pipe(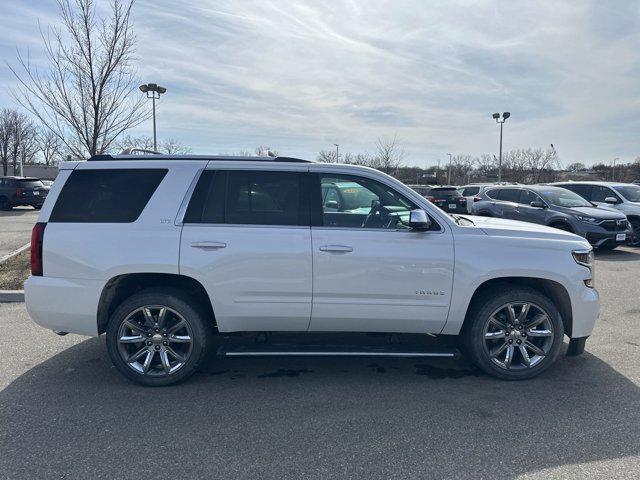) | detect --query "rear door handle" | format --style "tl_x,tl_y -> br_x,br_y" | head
191,241 -> 227,250
319,245 -> 353,253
